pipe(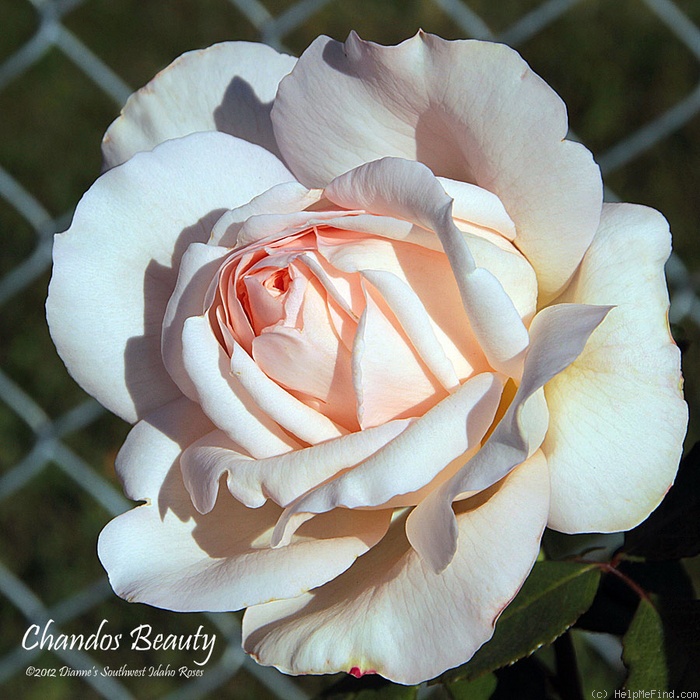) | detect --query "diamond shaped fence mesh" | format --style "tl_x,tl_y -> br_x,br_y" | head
1,0 -> 699,697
